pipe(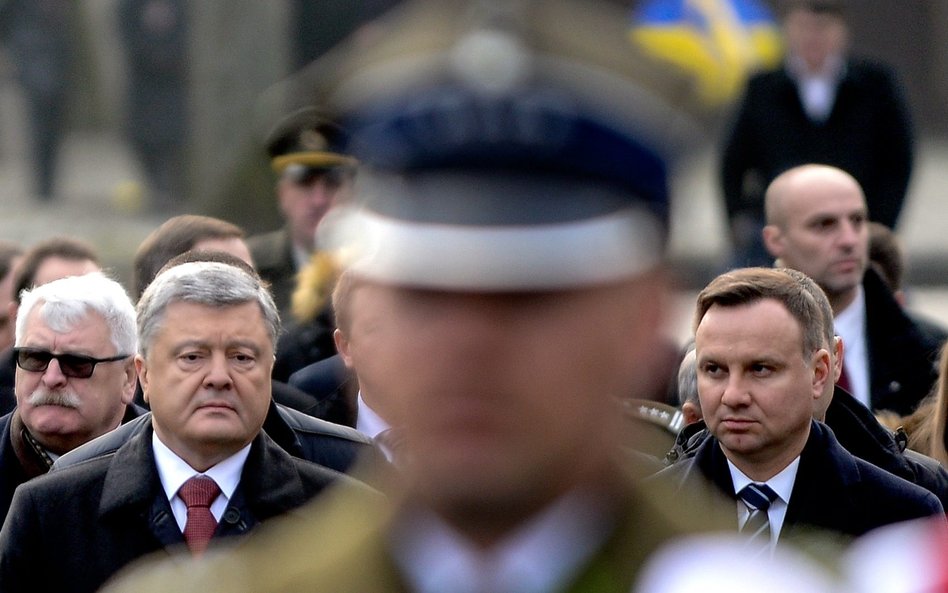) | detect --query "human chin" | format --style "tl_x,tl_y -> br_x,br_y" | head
23,403 -> 84,435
